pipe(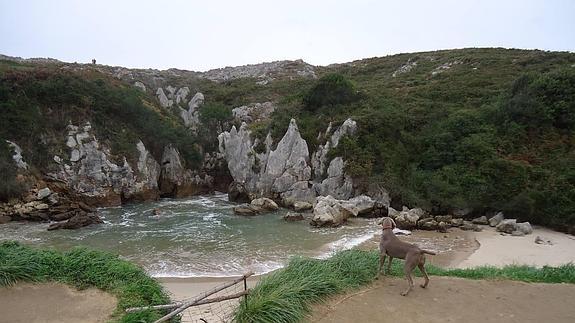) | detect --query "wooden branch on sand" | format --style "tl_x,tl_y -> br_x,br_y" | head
125,290 -> 249,313
152,271 -> 254,323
